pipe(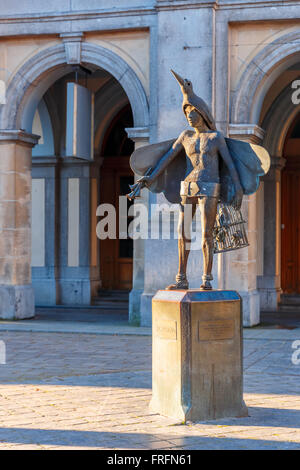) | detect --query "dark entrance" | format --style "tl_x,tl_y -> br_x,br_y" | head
99,106 -> 134,290
281,115 -> 300,293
